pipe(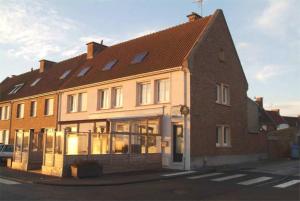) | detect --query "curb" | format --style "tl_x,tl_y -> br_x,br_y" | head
0,176 -> 33,184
